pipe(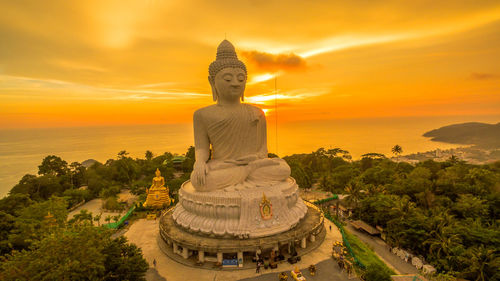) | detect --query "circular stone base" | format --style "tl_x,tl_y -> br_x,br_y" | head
159,202 -> 325,269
